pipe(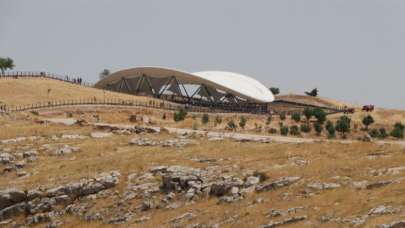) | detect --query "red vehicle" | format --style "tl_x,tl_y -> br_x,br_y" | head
362,105 -> 375,112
